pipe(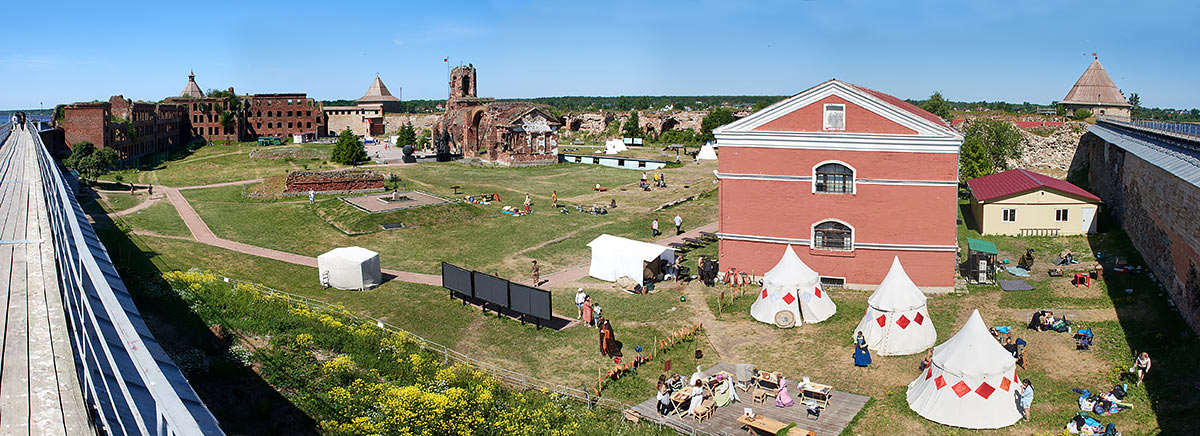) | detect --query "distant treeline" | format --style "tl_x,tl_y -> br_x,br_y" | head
323,99 -> 445,113
320,95 -> 788,113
